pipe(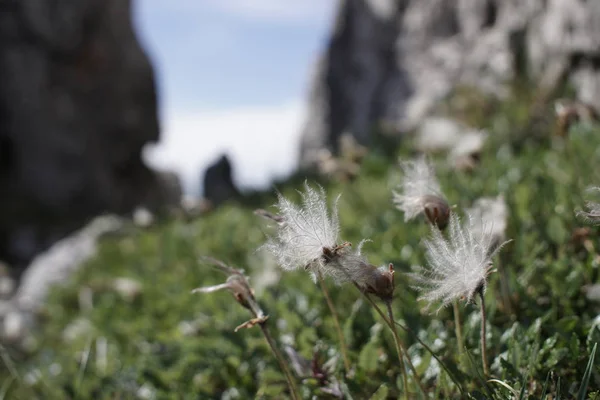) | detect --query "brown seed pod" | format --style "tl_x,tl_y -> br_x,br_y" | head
364,263 -> 395,302
422,195 -> 451,230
